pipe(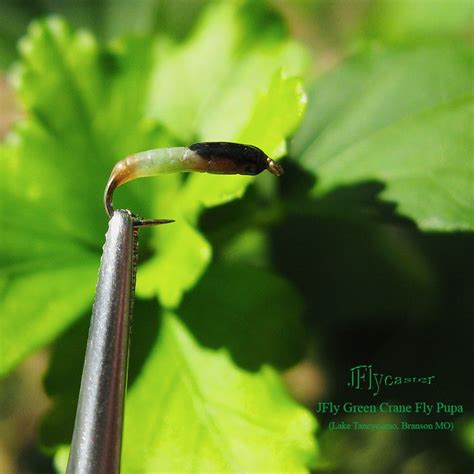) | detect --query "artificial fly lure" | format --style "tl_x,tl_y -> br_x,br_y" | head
104,142 -> 283,223
67,142 -> 283,474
